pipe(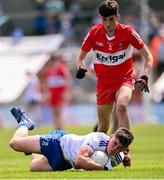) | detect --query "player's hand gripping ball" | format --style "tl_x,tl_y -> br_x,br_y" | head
91,150 -> 112,170
91,151 -> 124,170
